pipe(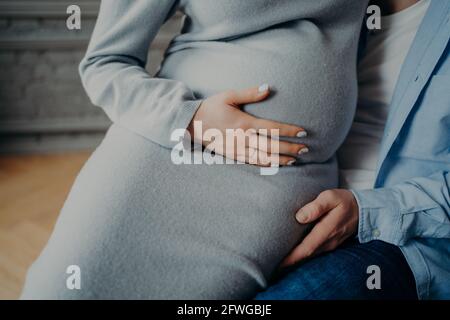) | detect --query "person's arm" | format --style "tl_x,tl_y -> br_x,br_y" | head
79,0 -> 202,148
354,171 -> 450,246
79,0 -> 309,162
282,171 -> 450,266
